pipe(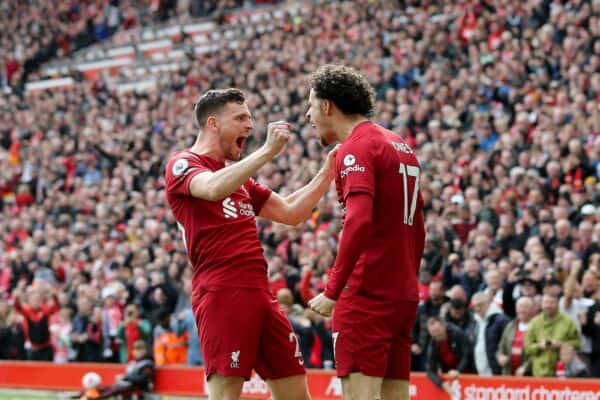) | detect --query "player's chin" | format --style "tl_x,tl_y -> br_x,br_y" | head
319,133 -> 332,147
228,147 -> 243,161
228,151 -> 242,161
